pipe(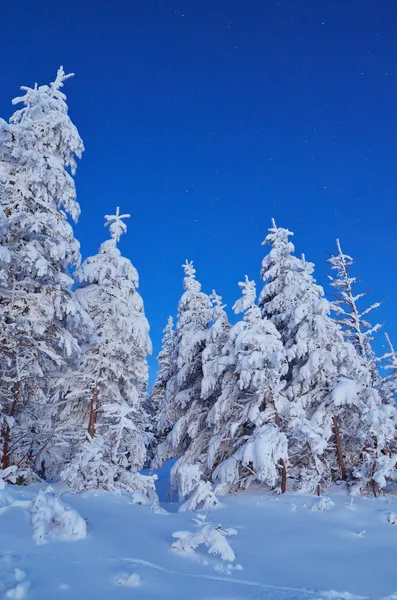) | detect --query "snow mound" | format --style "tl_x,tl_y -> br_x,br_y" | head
172,513 -> 238,564
388,512 -> 397,525
316,591 -> 368,600
5,580 -> 30,600
0,566 -> 30,600
0,480 -> 32,515
115,572 -> 141,587
312,497 -> 335,512
31,486 -> 87,545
